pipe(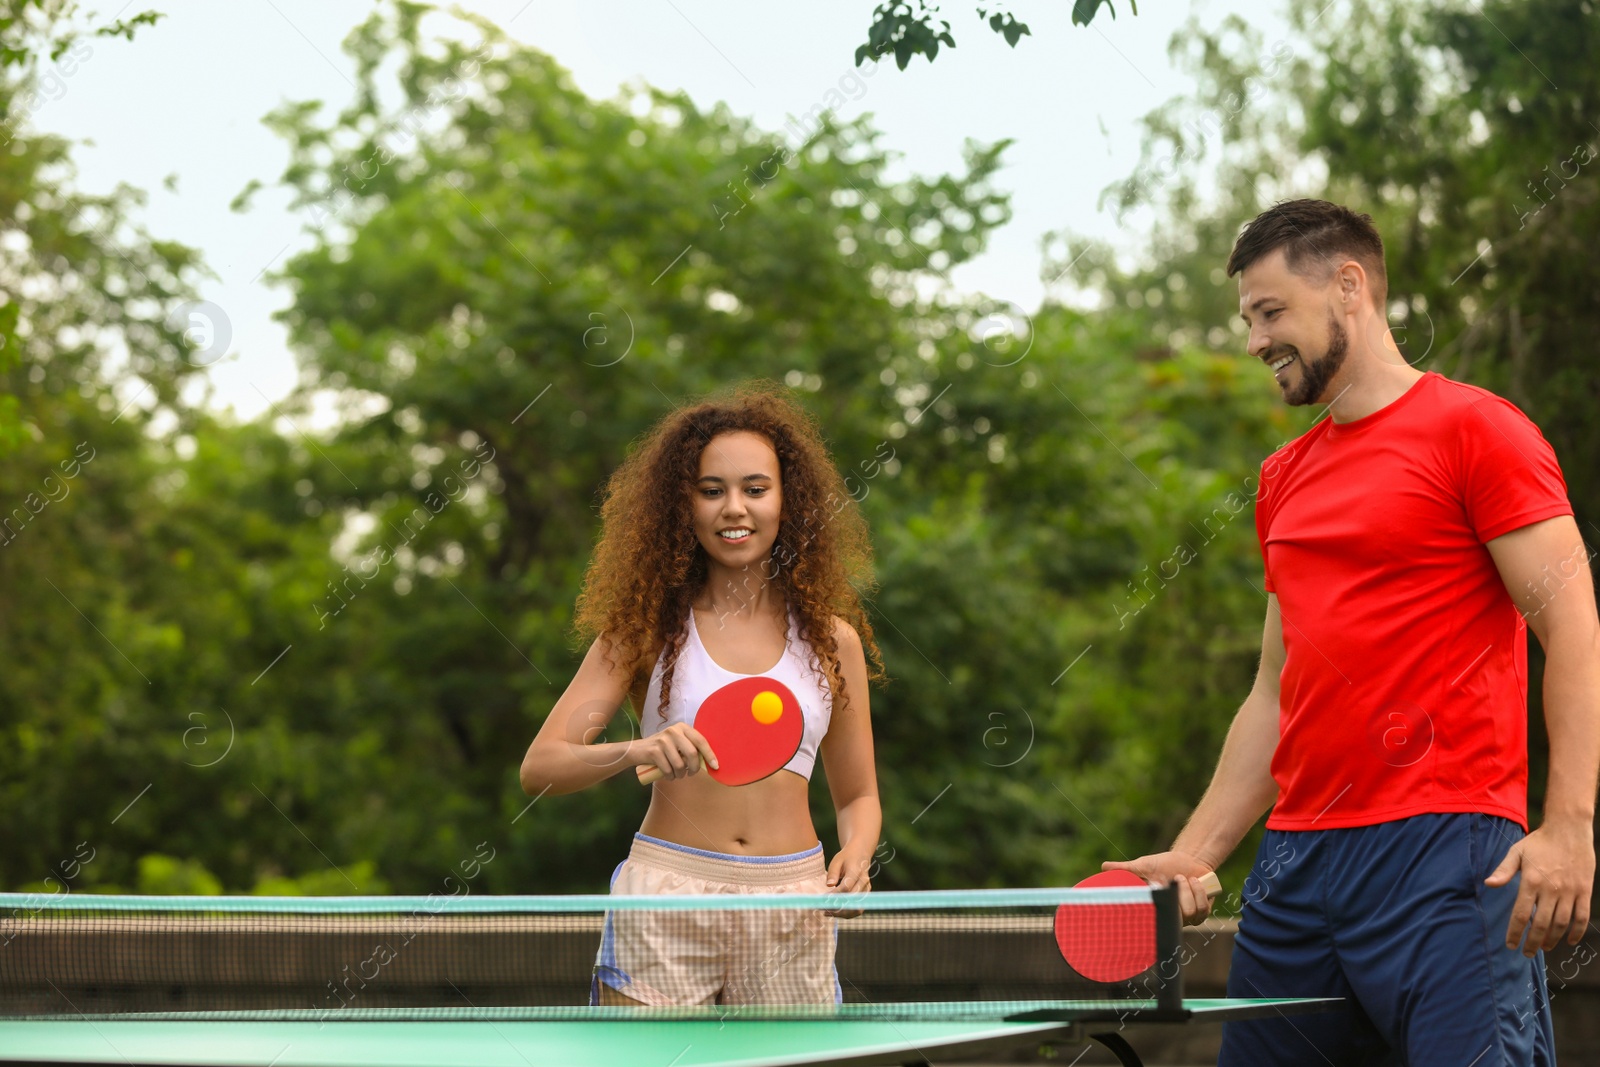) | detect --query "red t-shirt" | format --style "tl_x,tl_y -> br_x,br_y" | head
1255,371 -> 1572,831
